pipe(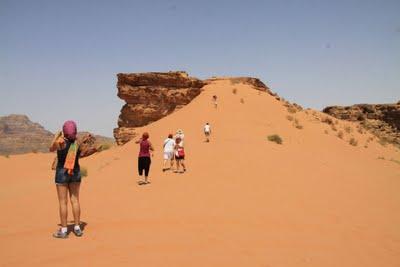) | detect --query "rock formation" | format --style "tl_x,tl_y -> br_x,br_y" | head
323,102 -> 400,145
114,71 -> 205,145
77,133 -> 114,158
0,114 -> 53,155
